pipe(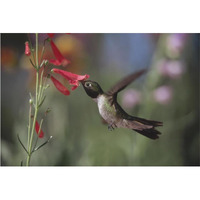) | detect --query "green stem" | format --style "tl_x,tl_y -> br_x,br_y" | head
26,33 -> 39,166
39,40 -> 46,66
27,104 -> 32,150
39,76 -> 48,105
38,68 -> 44,103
